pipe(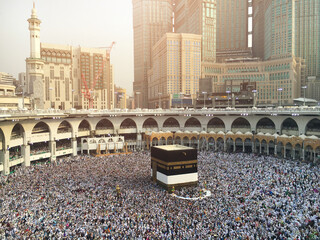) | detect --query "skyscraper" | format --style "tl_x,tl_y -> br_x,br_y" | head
174,0 -> 217,63
253,0 -> 319,92
295,0 -> 320,81
132,0 -> 173,108
216,0 -> 251,62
